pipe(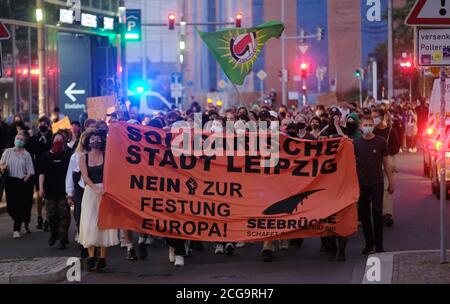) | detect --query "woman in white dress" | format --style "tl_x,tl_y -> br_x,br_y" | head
78,130 -> 118,271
